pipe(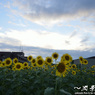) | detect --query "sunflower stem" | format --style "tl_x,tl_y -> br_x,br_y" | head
55,78 -> 58,95
55,59 -> 57,64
